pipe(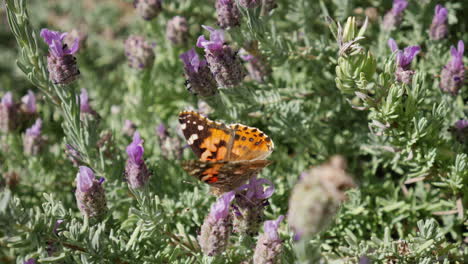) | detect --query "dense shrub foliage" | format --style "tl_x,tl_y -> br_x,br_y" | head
0,0 -> 466,263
